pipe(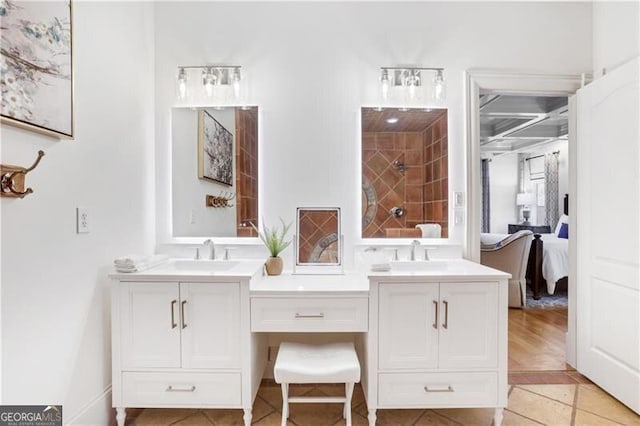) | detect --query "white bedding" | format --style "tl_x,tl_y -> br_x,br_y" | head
480,232 -> 568,295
